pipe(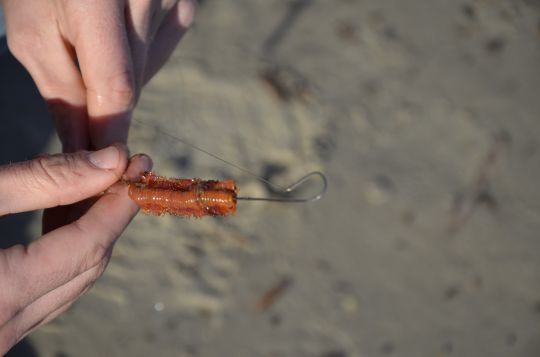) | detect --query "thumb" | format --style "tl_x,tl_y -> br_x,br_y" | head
0,144 -> 128,216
